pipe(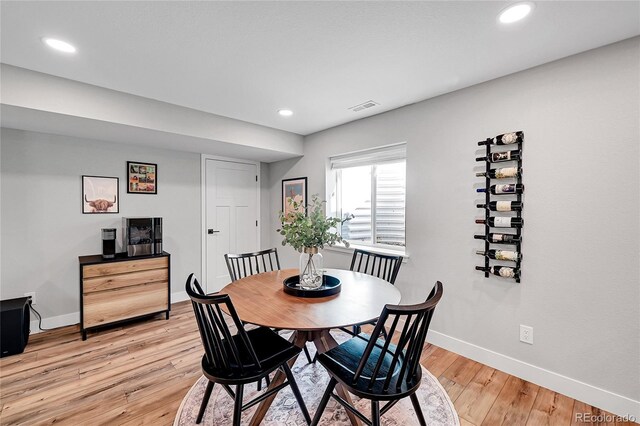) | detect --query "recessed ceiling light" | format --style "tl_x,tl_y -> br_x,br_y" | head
498,2 -> 534,24
278,109 -> 293,117
42,37 -> 77,53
